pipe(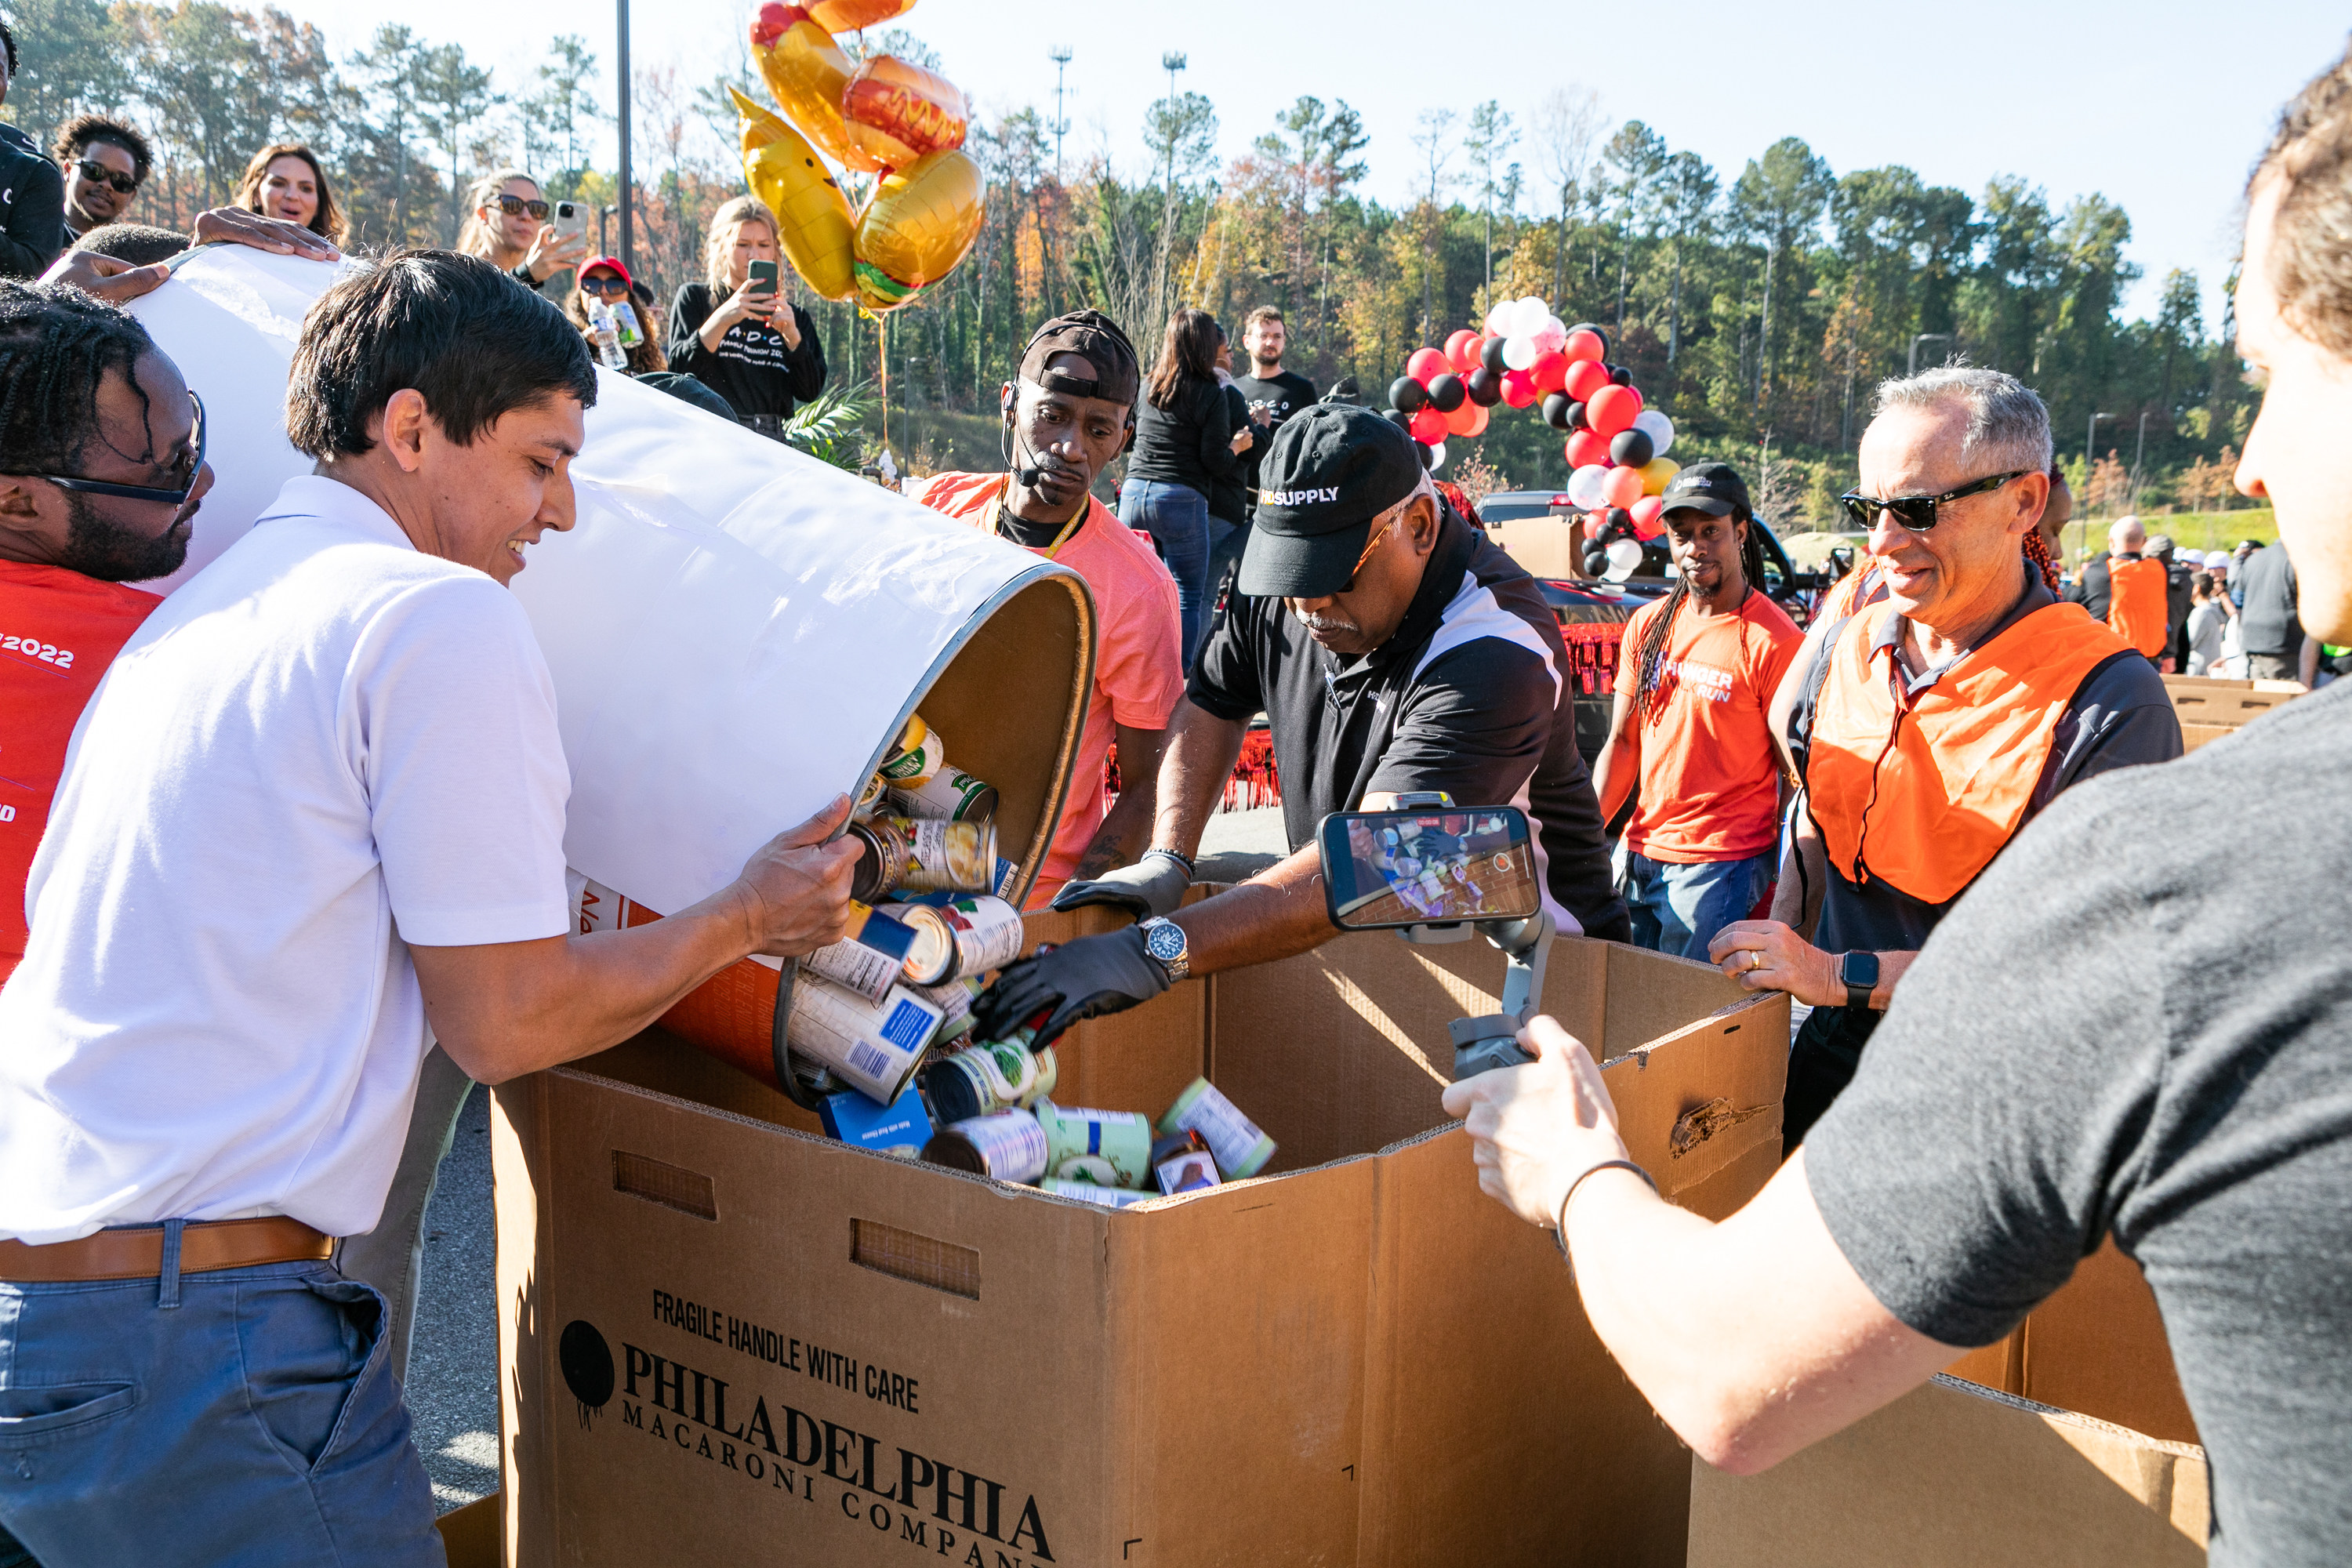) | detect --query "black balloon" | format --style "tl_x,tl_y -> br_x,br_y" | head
1568,321 -> 1610,361
1465,367 -> 1504,407
1479,335 -> 1510,375
1609,365 -> 1635,387
1541,391 -> 1572,430
1417,439 -> 1436,470
1610,429 -> 1654,468
1605,506 -> 1634,540
1566,399 -> 1588,431
1383,407 -> 1412,430
1583,545 -> 1610,576
1427,372 -> 1466,413
1389,376 -> 1428,414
